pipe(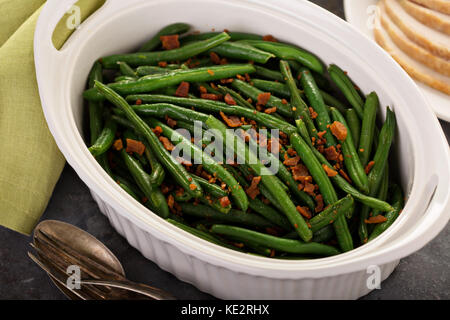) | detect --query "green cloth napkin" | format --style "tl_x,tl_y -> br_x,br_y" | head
0,0 -> 104,235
